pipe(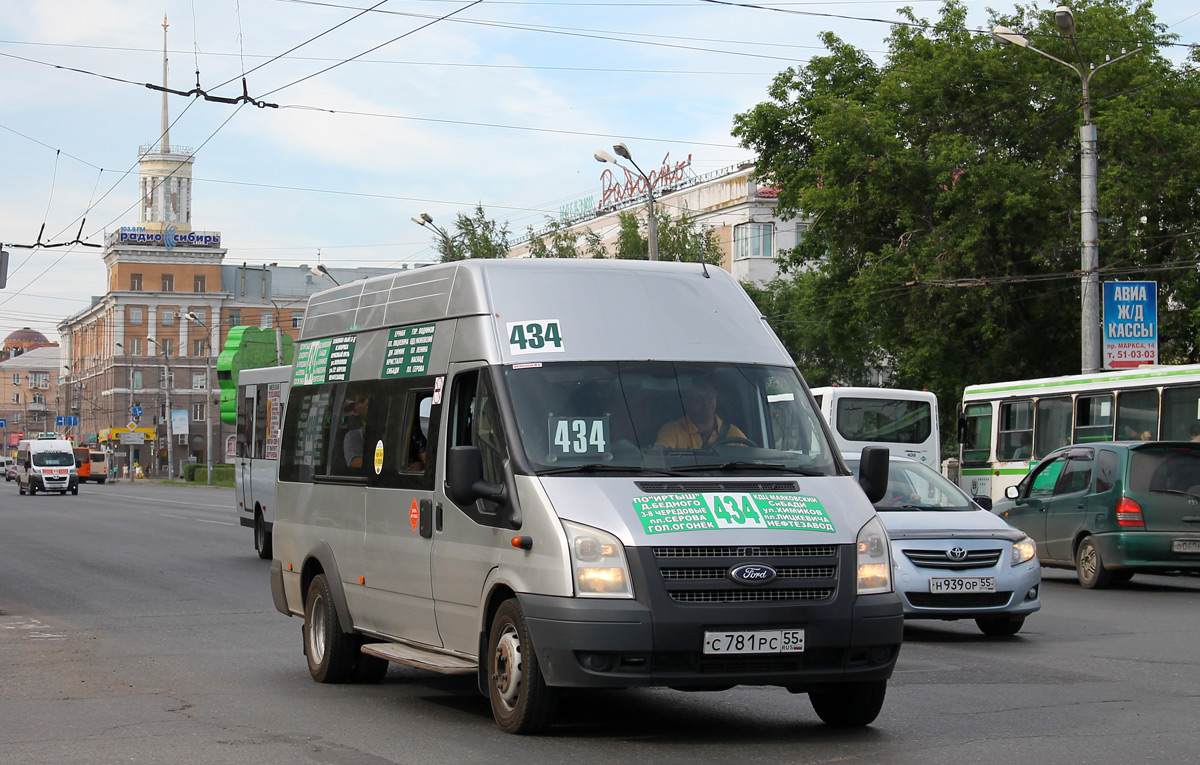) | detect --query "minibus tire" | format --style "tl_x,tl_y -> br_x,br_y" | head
487,599 -> 556,734
809,680 -> 887,727
304,574 -> 356,683
350,648 -> 389,684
